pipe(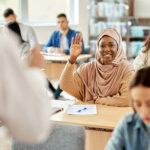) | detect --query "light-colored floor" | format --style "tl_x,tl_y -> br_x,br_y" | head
0,79 -> 76,150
